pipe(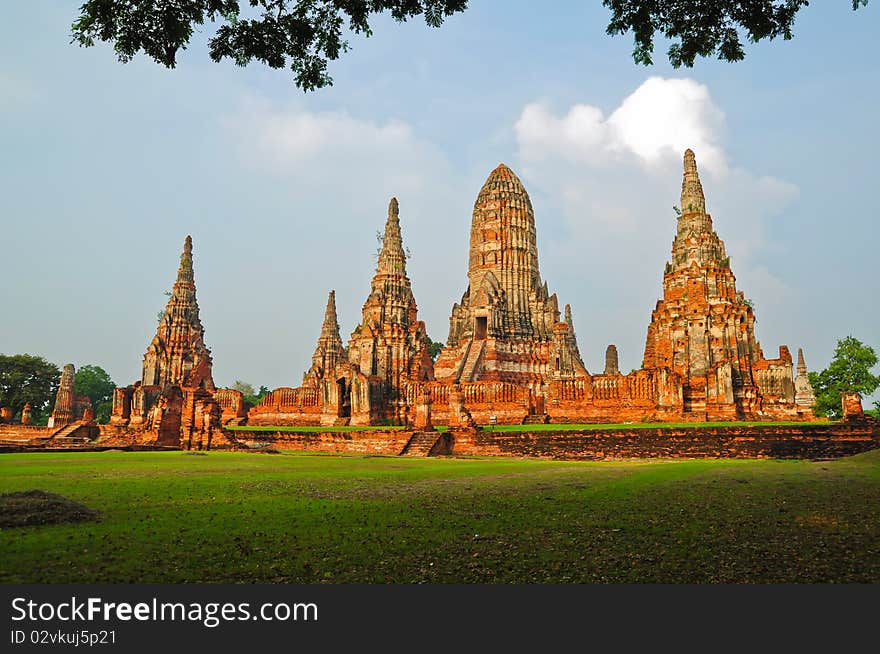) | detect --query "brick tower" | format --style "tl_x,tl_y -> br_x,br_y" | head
345,198 -> 434,422
642,150 -> 799,419
435,163 -> 586,385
